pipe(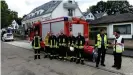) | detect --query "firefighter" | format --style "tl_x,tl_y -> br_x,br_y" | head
32,31 -> 42,60
55,33 -> 60,59
95,29 -> 109,67
44,32 -> 50,58
58,30 -> 68,61
68,32 -> 76,62
75,32 -> 85,64
112,31 -> 124,70
48,32 -> 56,60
